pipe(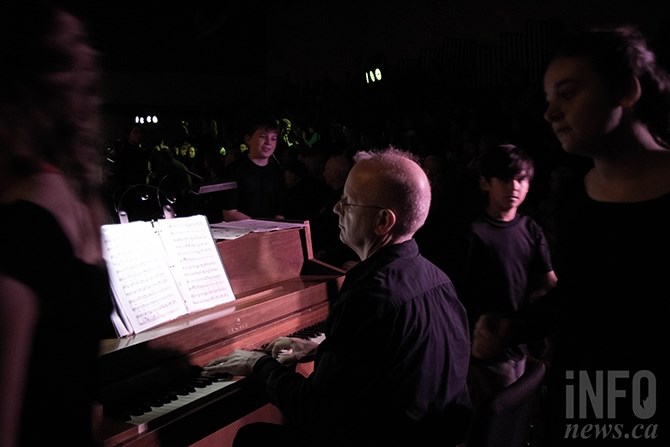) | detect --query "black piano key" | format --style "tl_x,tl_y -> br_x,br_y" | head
206,372 -> 233,381
127,404 -> 151,416
148,397 -> 166,407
